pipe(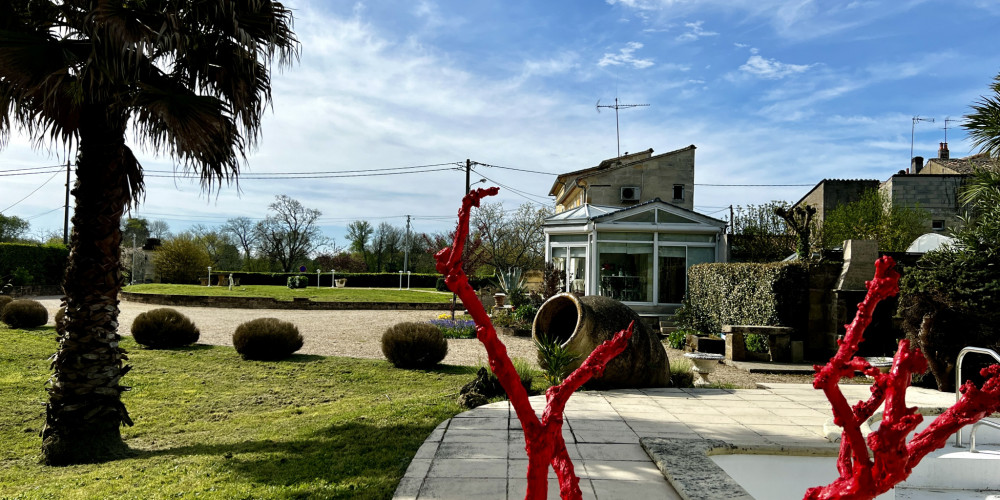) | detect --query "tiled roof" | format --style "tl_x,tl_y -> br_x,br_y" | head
926,153 -> 995,174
